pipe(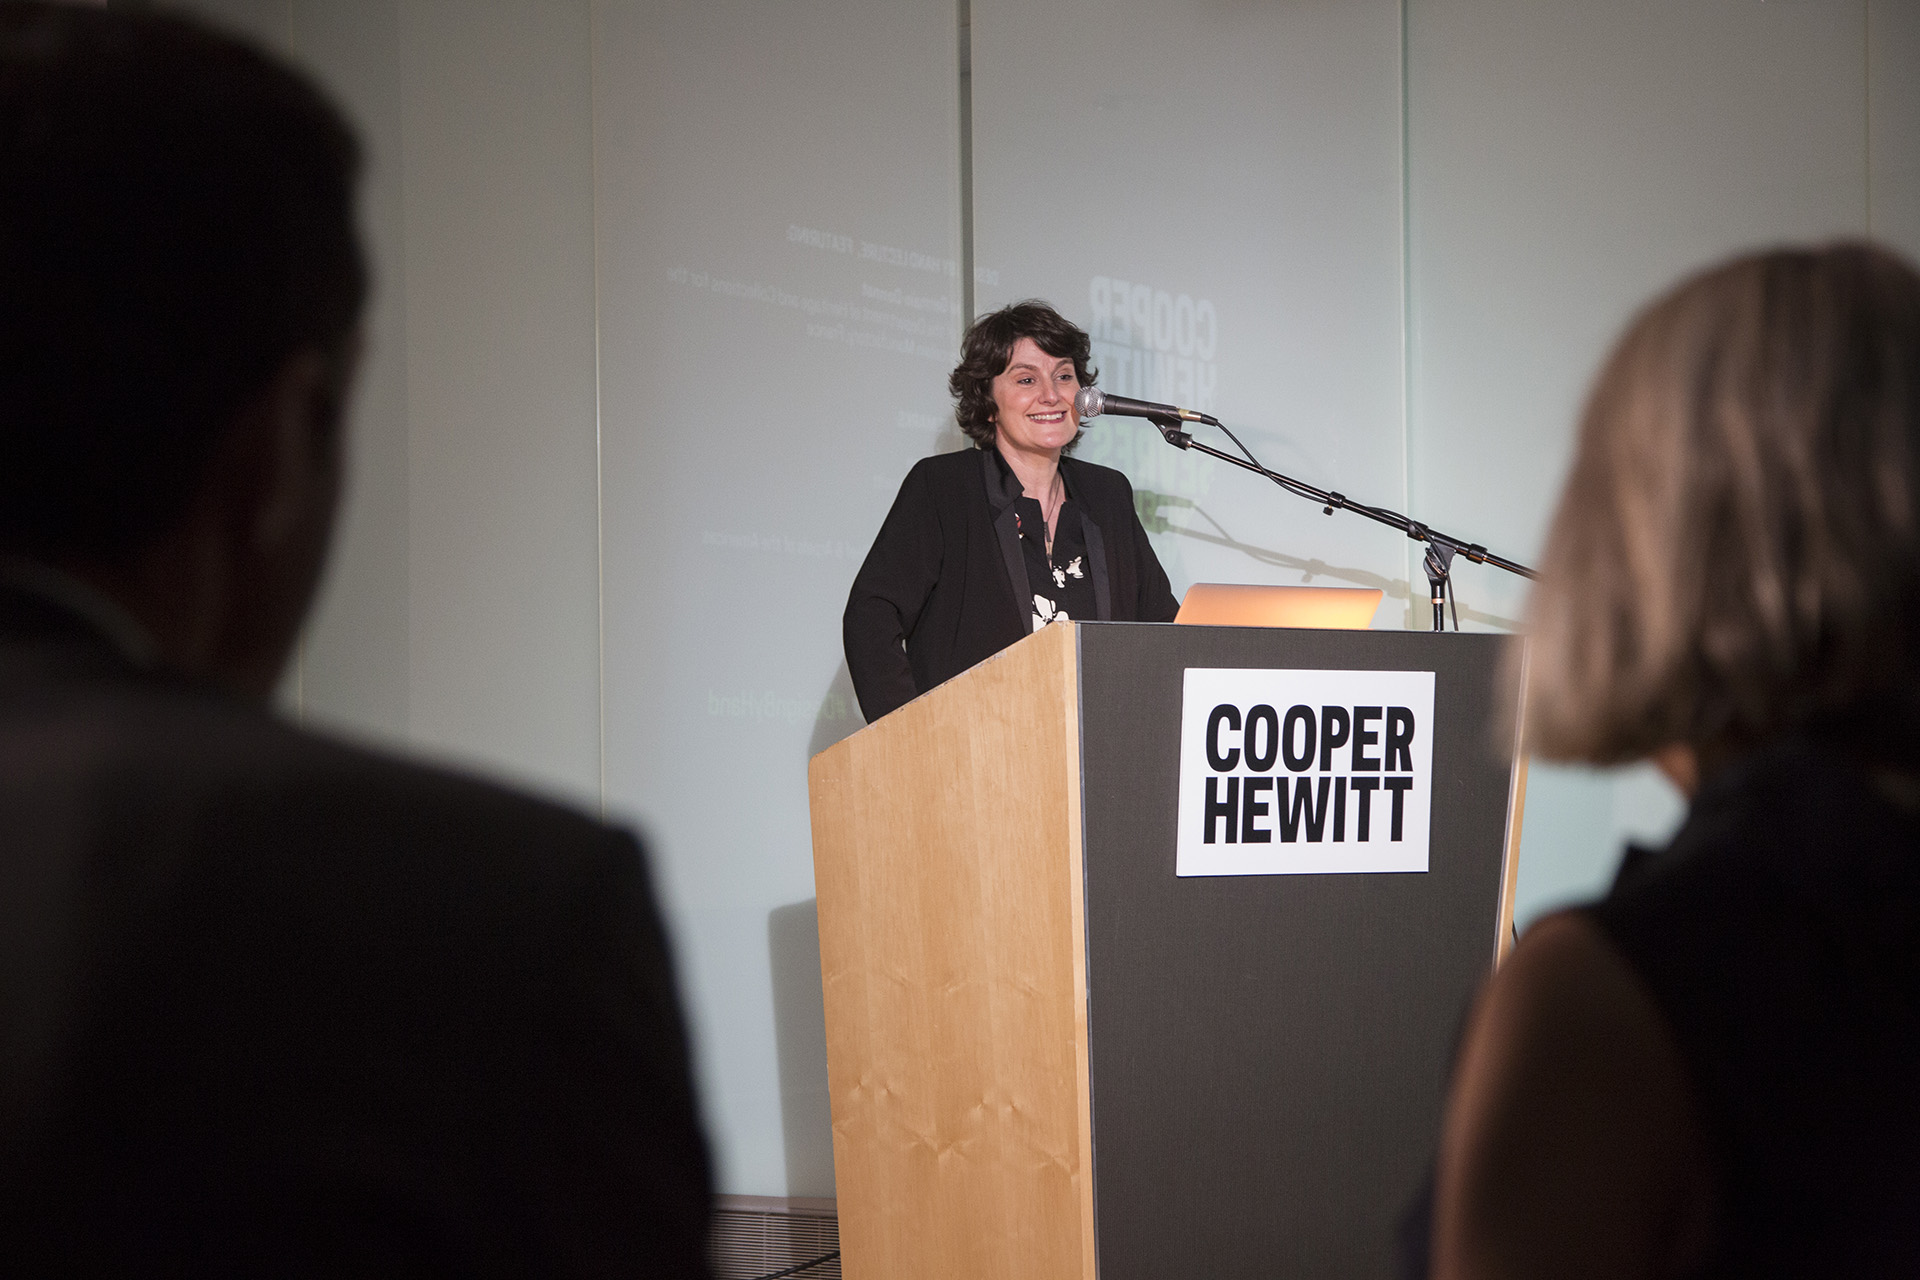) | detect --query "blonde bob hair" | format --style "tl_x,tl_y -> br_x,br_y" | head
1523,242 -> 1920,766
